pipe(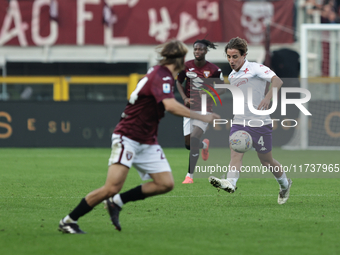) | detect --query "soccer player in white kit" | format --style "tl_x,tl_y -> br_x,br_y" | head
58,40 -> 220,234
209,37 -> 292,204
